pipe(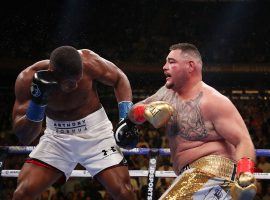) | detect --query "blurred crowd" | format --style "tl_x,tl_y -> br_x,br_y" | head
1,1 -> 270,65
1,86 -> 270,199
1,1 -> 270,198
